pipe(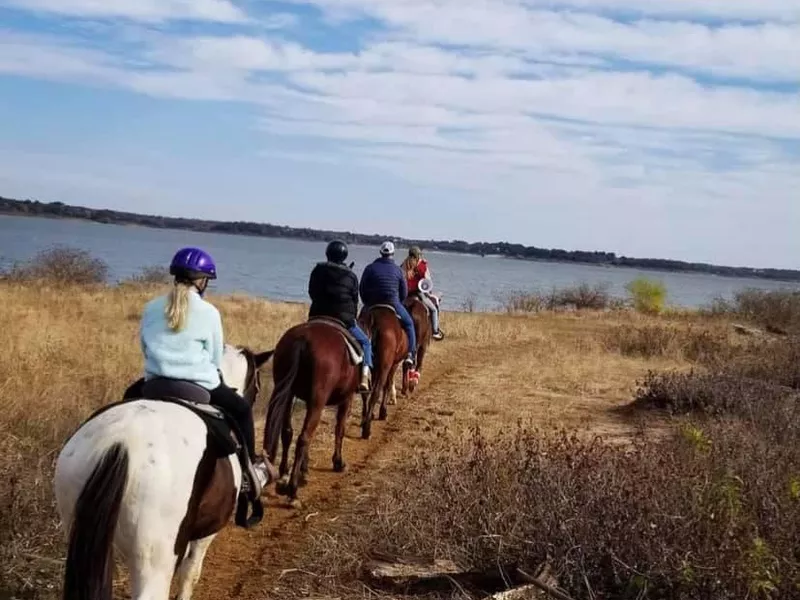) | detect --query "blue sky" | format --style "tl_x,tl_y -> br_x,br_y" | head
0,0 -> 799,268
